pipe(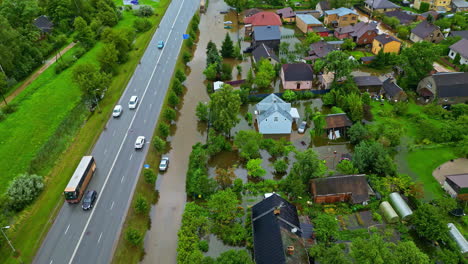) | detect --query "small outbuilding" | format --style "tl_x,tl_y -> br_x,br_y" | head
448,223 -> 468,254
389,192 -> 413,220
324,113 -> 352,139
379,201 -> 399,223
354,76 -> 383,94
444,174 -> 468,200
